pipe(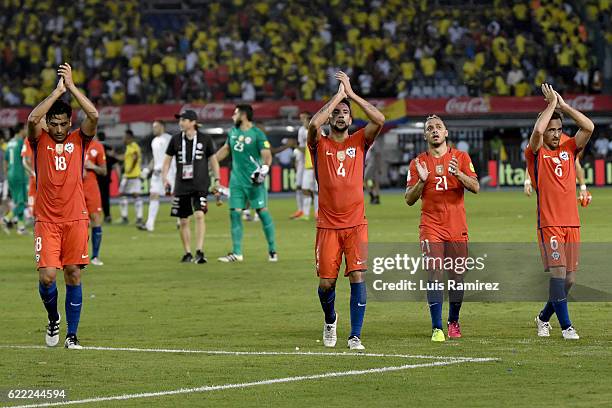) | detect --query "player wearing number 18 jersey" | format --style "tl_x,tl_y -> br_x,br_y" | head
27,63 -> 99,350
405,115 -> 479,342
526,84 -> 594,340
308,71 -> 385,351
